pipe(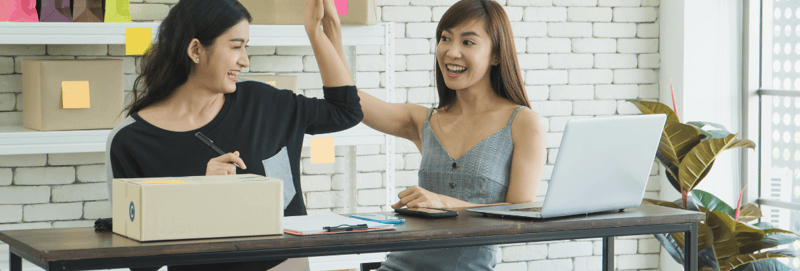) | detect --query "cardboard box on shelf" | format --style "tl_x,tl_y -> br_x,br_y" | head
239,74 -> 299,93
22,59 -> 124,131
112,174 -> 283,242
239,0 -> 377,25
